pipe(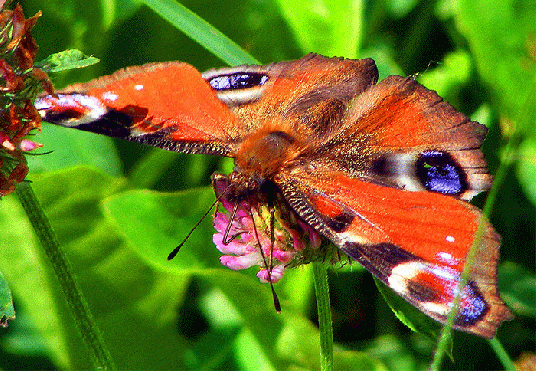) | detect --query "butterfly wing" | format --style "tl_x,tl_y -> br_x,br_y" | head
277,168 -> 512,338
297,75 -> 492,202
273,73 -> 512,338
35,62 -> 244,156
35,54 -> 379,157
35,54 -> 512,337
